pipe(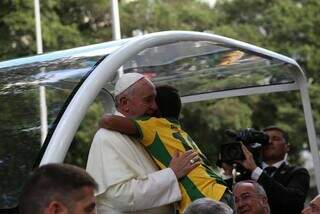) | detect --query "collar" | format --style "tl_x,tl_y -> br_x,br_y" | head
115,110 -> 125,117
166,117 -> 180,125
262,159 -> 286,169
